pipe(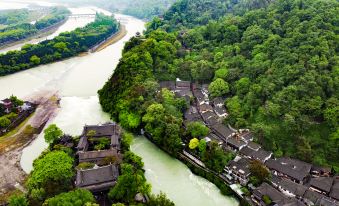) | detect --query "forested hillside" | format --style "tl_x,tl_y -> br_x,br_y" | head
99,0 -> 339,169
147,0 -> 274,32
